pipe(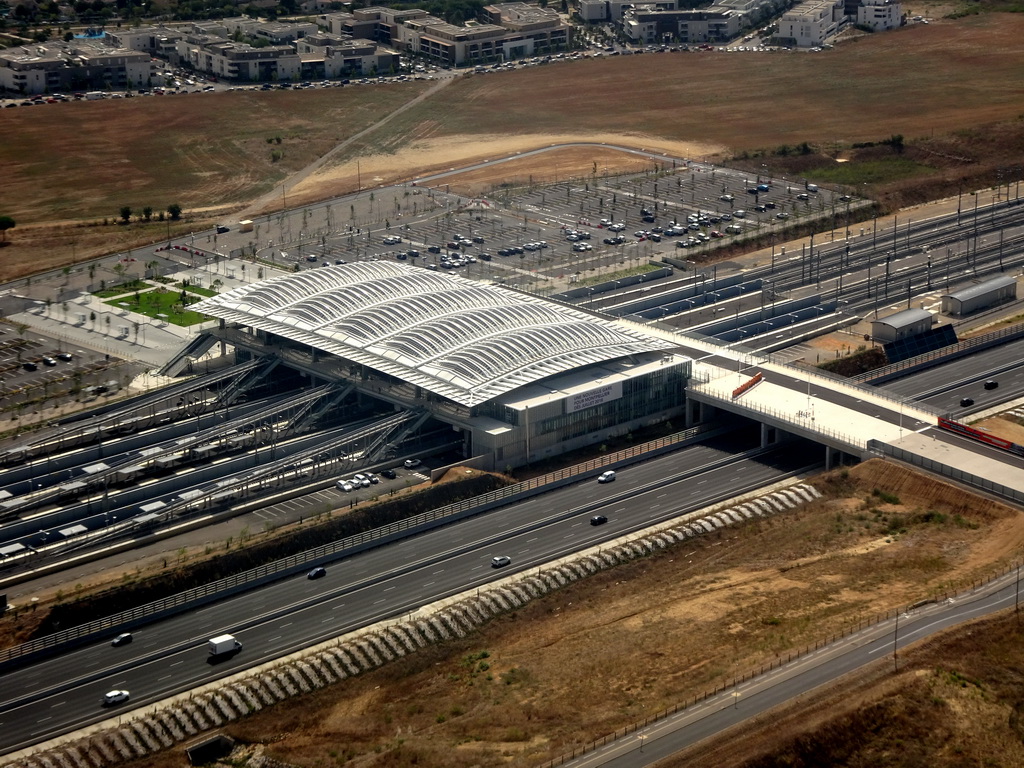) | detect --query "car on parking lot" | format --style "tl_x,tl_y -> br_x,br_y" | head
719,194 -> 734,202
757,183 -> 770,192
336,480 -> 355,492
427,245 -> 442,253
984,380 -> 998,390
42,356 -> 57,366
764,201 -> 777,209
22,361 -> 38,371
754,204 -> 767,212
720,213 -> 733,221
796,193 -> 810,201
776,212 -> 790,220
307,567 -> 327,580
103,690 -> 130,706
56,352 -> 73,362
472,235 -> 485,243
491,555 -> 512,568
380,468 -> 397,479
403,458 -> 422,468
111,632 -> 133,647
960,397 -> 974,407
598,470 -> 616,483
590,515 -> 608,526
